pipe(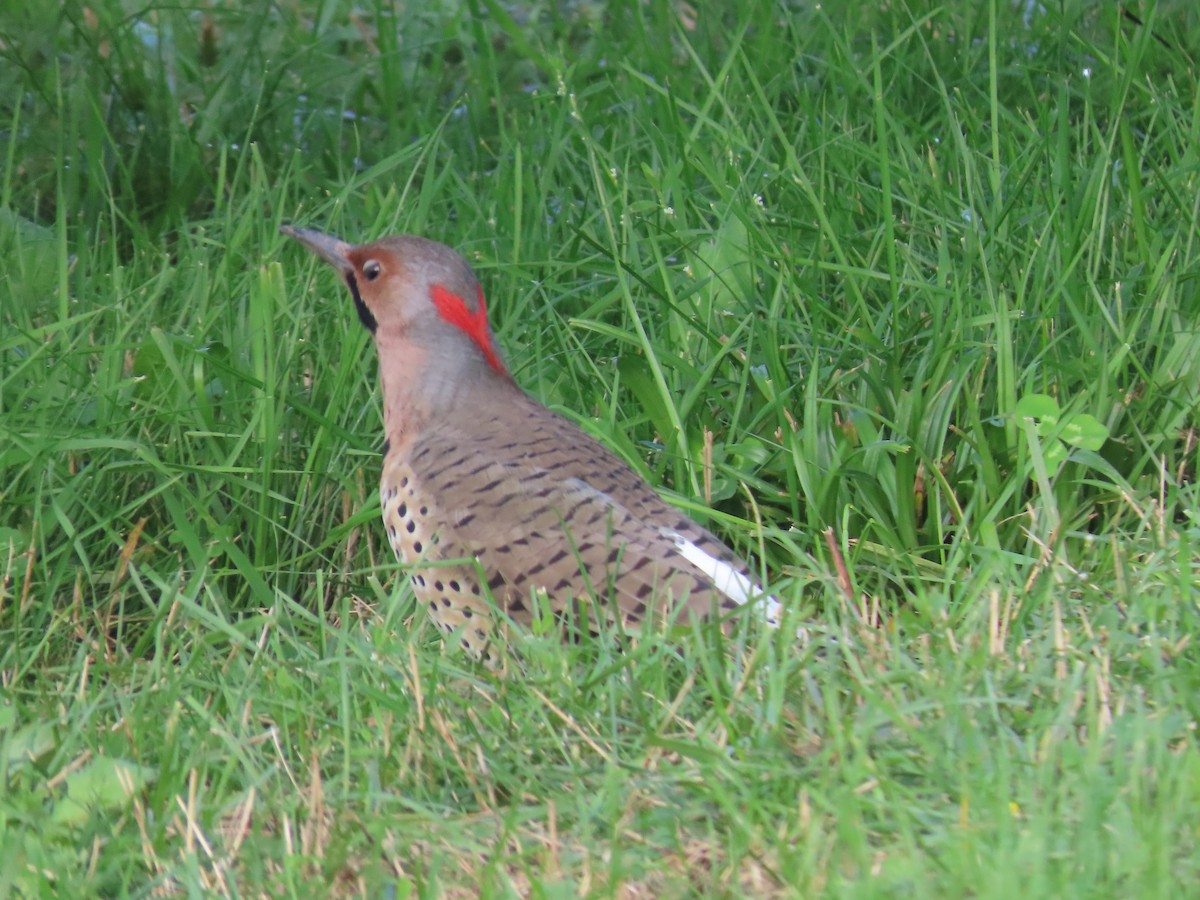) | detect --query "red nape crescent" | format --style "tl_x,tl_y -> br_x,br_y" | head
430,283 -> 507,375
